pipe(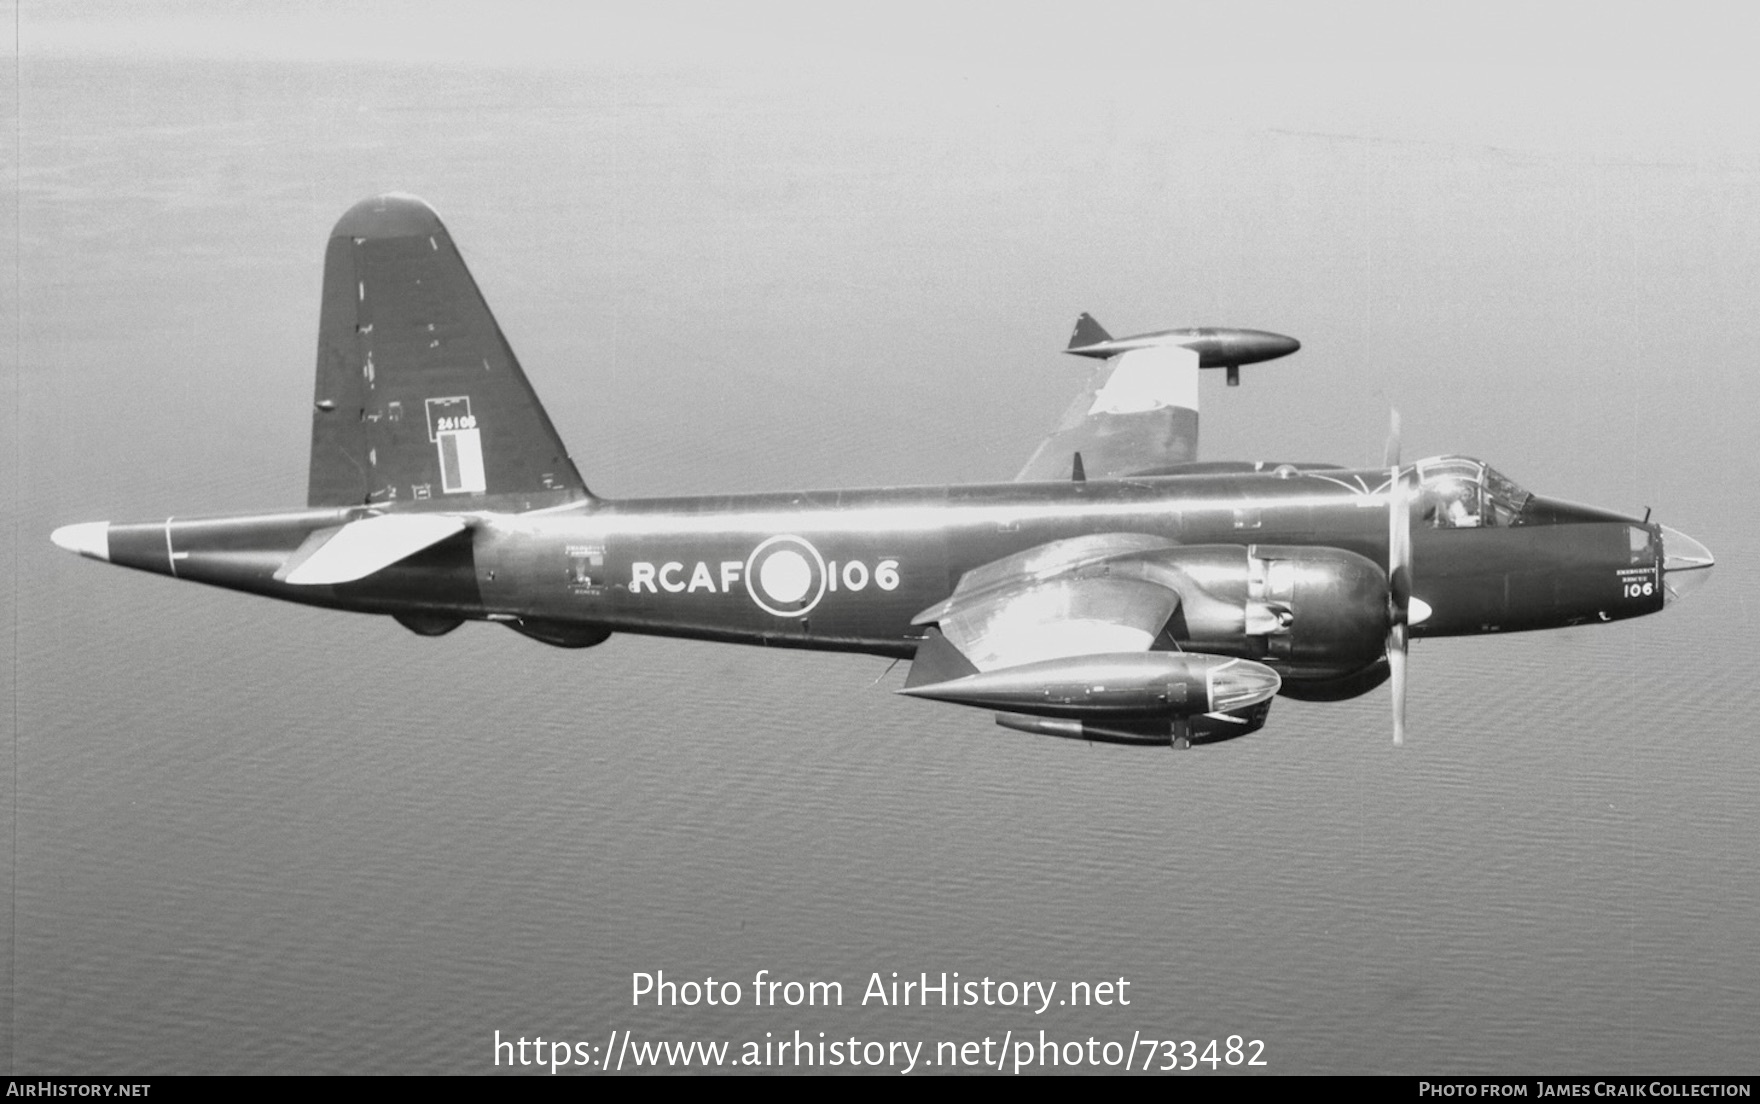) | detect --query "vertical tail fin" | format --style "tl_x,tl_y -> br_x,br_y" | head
308,194 -> 588,508
1066,311 -> 1113,352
